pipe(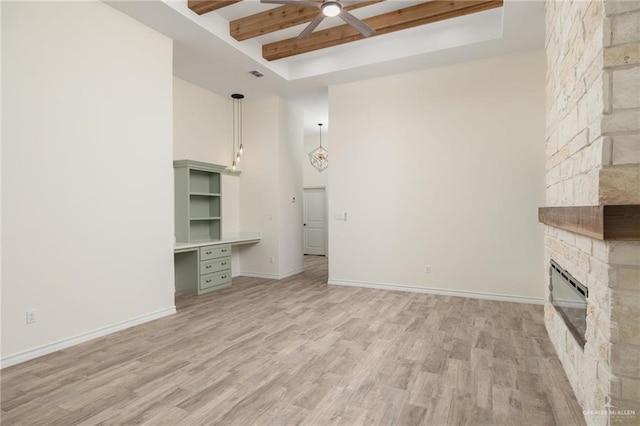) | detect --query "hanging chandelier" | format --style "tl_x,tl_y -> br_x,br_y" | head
231,93 -> 244,171
309,123 -> 328,172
